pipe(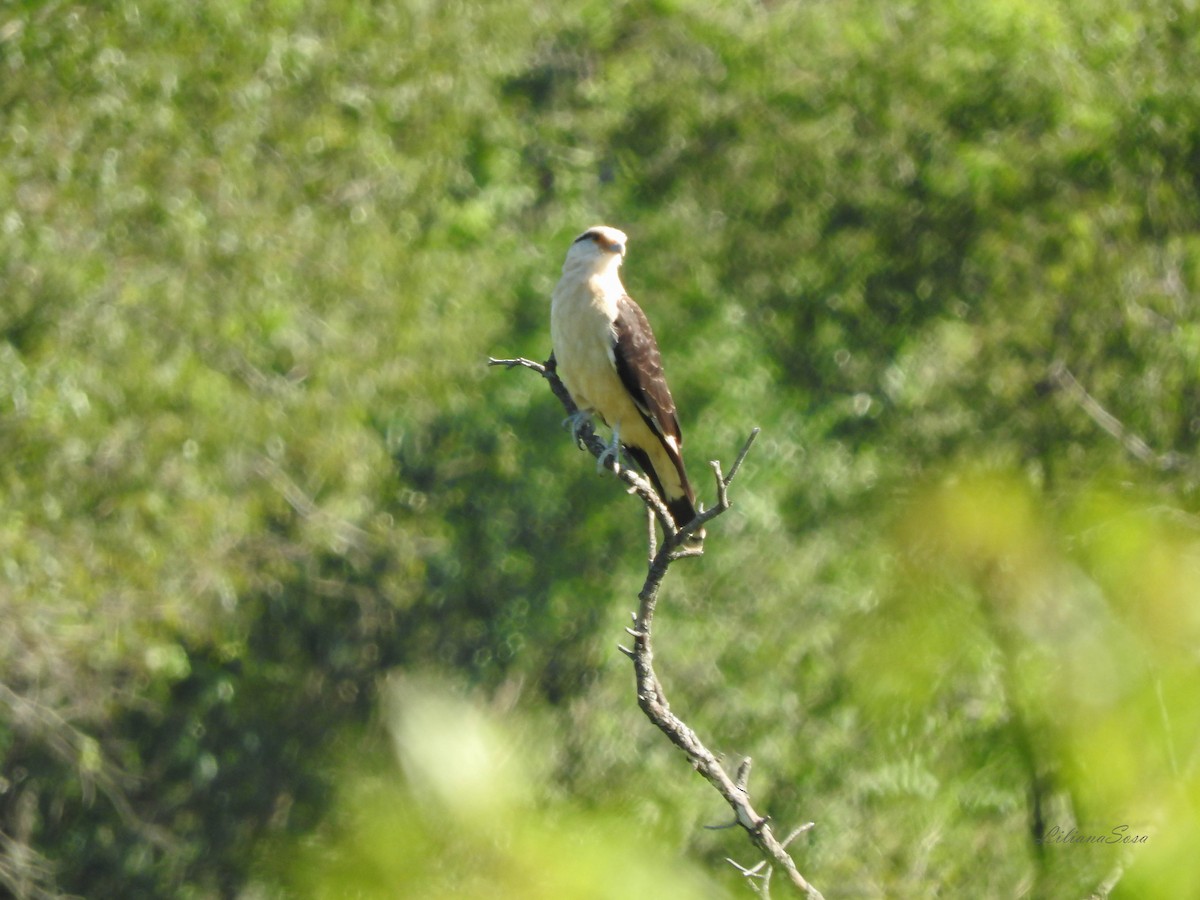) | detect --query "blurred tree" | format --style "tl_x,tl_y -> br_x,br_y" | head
1,0 -> 1198,896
